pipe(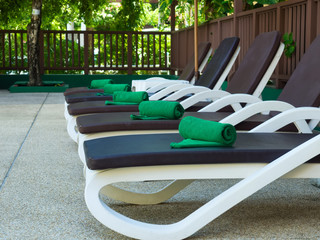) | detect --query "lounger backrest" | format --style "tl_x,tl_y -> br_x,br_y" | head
178,42 -> 212,81
194,37 -> 240,89
226,31 -> 282,94
277,34 -> 320,108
